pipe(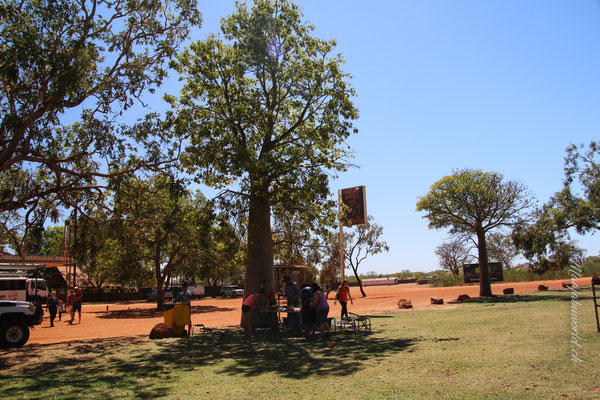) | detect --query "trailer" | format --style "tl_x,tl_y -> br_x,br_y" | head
362,277 -> 398,286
